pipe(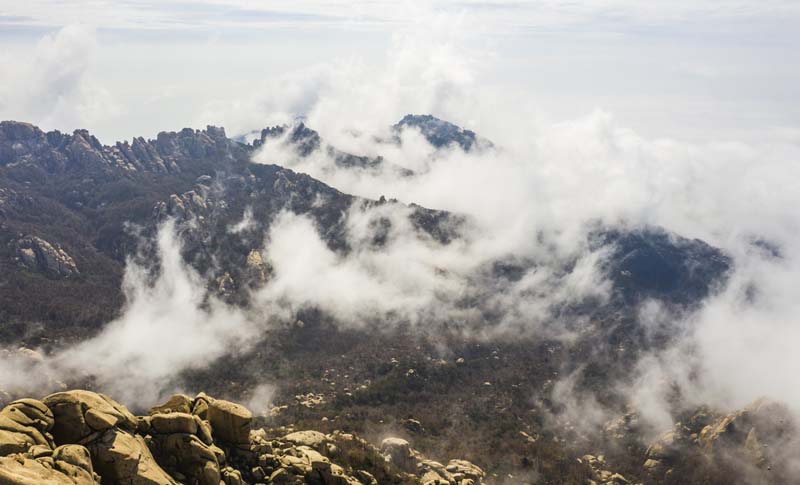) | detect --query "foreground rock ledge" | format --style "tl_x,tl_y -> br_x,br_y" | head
0,390 -> 485,485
